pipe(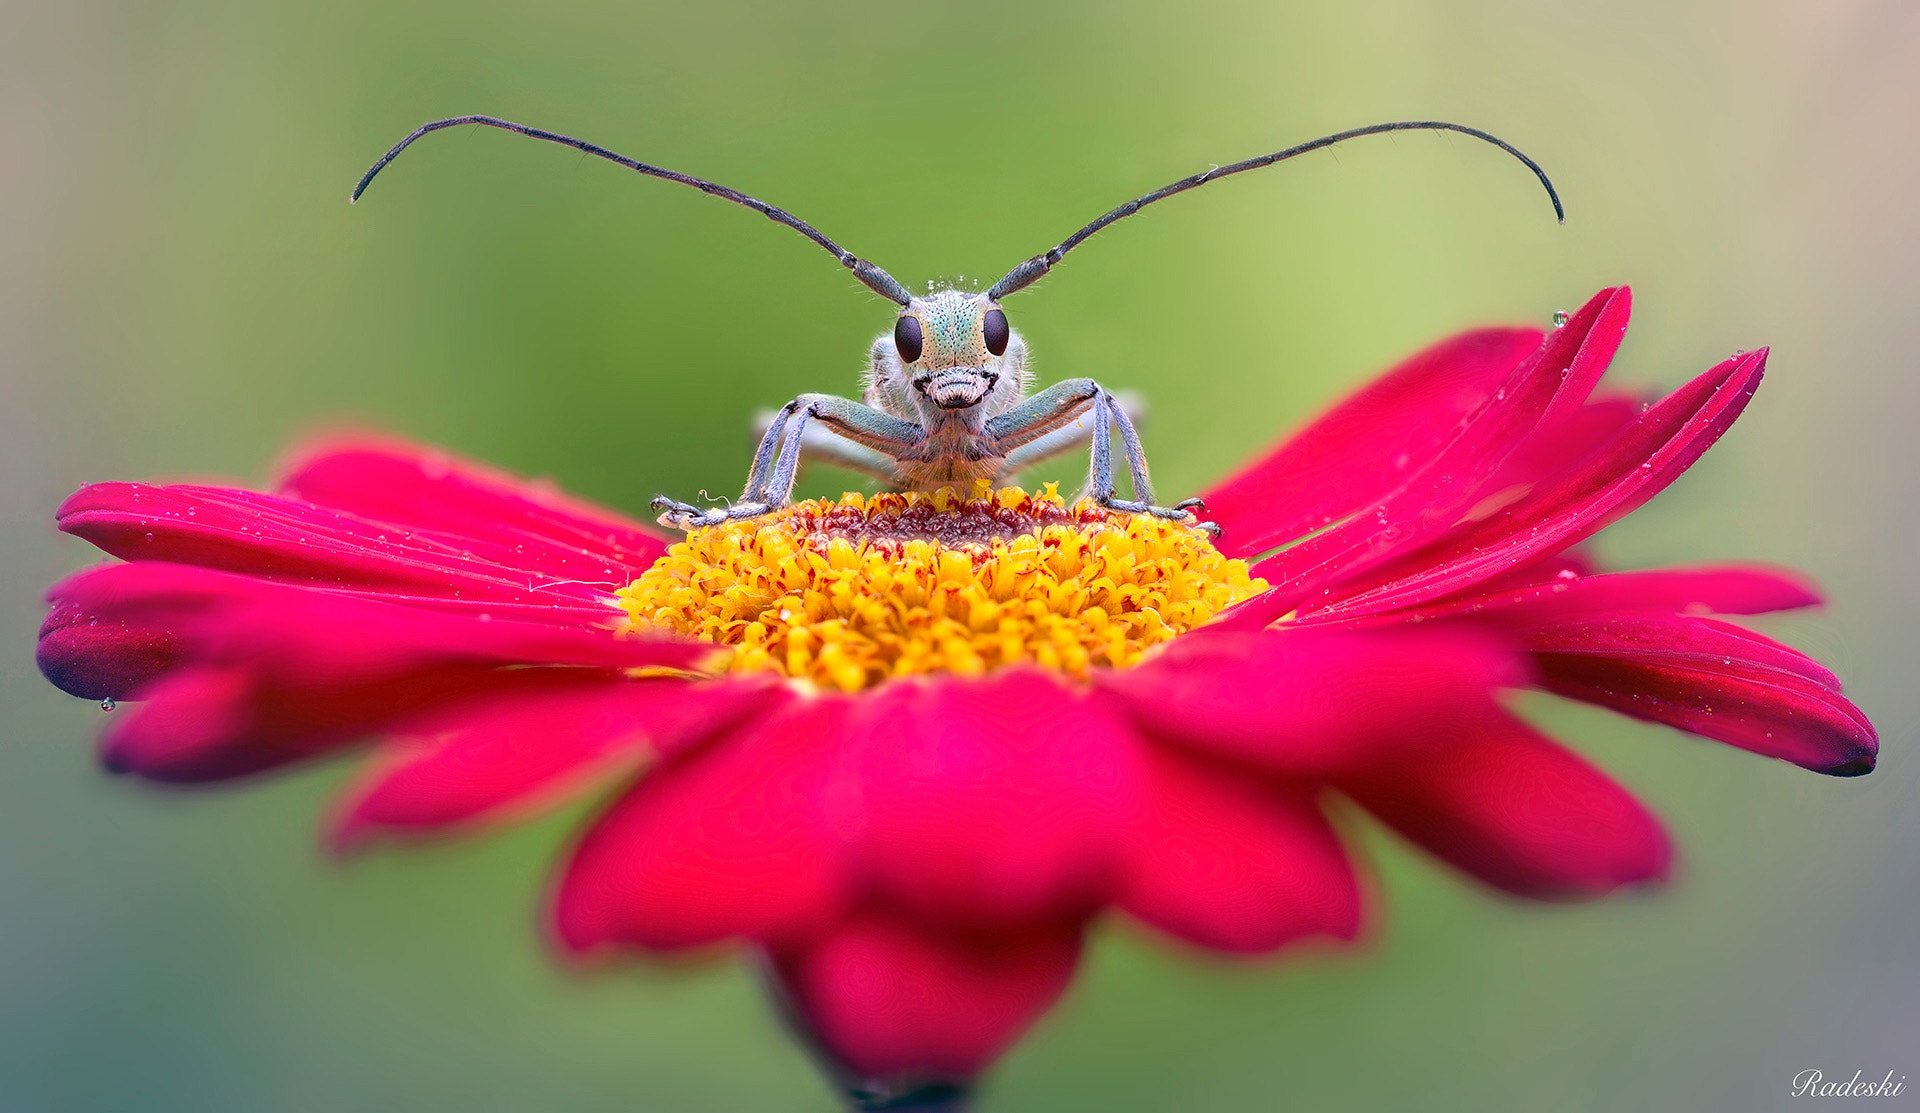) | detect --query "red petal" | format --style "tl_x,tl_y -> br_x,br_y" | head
1314,564 -> 1825,630
851,671 -> 1147,930
57,482 -> 630,617
1340,713 -> 1671,899
1224,287 -> 1631,623
41,563 -> 706,782
1201,326 -> 1544,557
1120,746 -> 1360,954
1486,394 -> 1646,496
39,562 -> 697,702
1315,348 -> 1767,619
97,663 -> 557,781
97,666 -> 263,779
1529,615 -> 1876,775
329,674 -> 784,849
551,696 -> 851,953
279,435 -> 671,570
1096,628 -> 1523,776
769,911 -> 1081,1082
